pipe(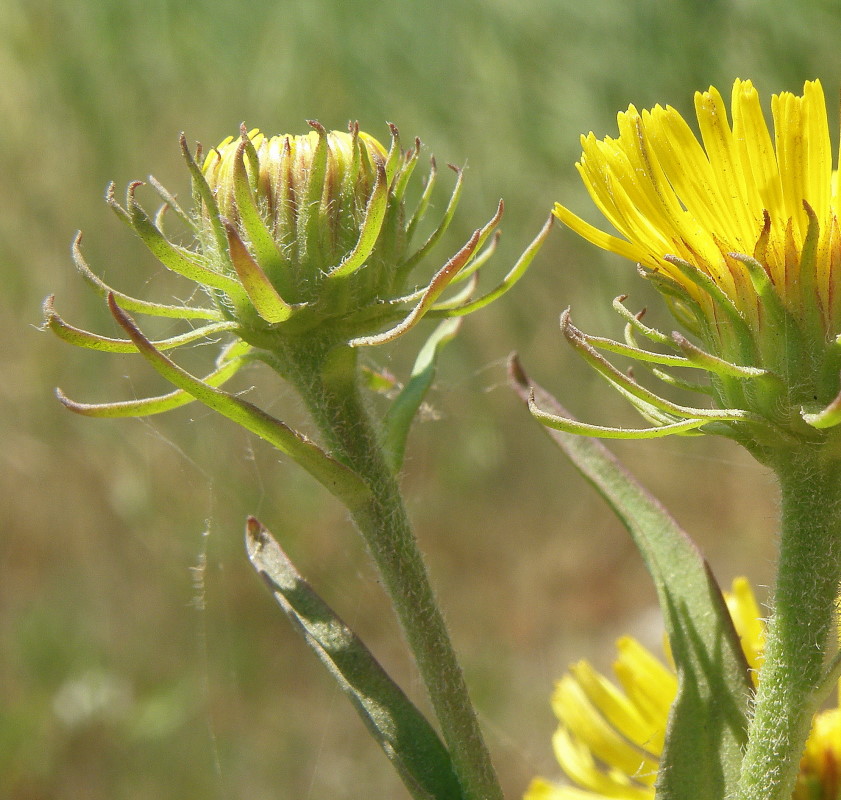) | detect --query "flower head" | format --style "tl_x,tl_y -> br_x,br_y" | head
556,80 -> 840,339
525,579 -> 841,800
45,121 -> 550,419
201,125 -> 401,321
539,81 -> 841,451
